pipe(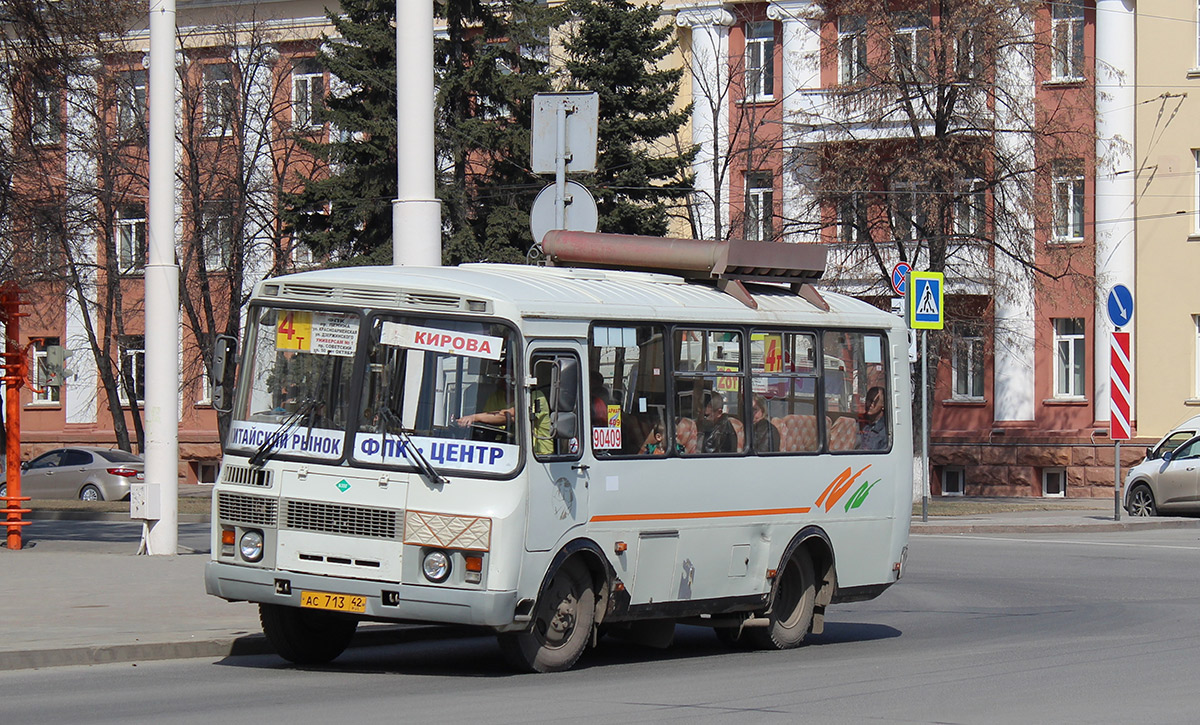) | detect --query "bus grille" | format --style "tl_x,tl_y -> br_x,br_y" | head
217,492 -> 278,526
220,464 -> 272,488
402,292 -> 461,308
284,499 -> 401,540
